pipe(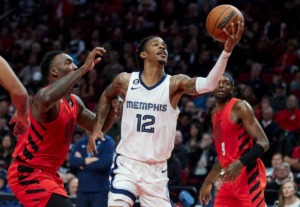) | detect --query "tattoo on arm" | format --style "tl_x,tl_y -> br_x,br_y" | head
37,68 -> 88,113
94,73 -> 128,132
172,75 -> 198,95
